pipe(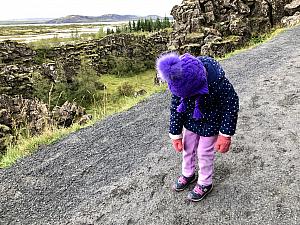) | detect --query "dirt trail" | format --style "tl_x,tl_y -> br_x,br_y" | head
0,26 -> 299,225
